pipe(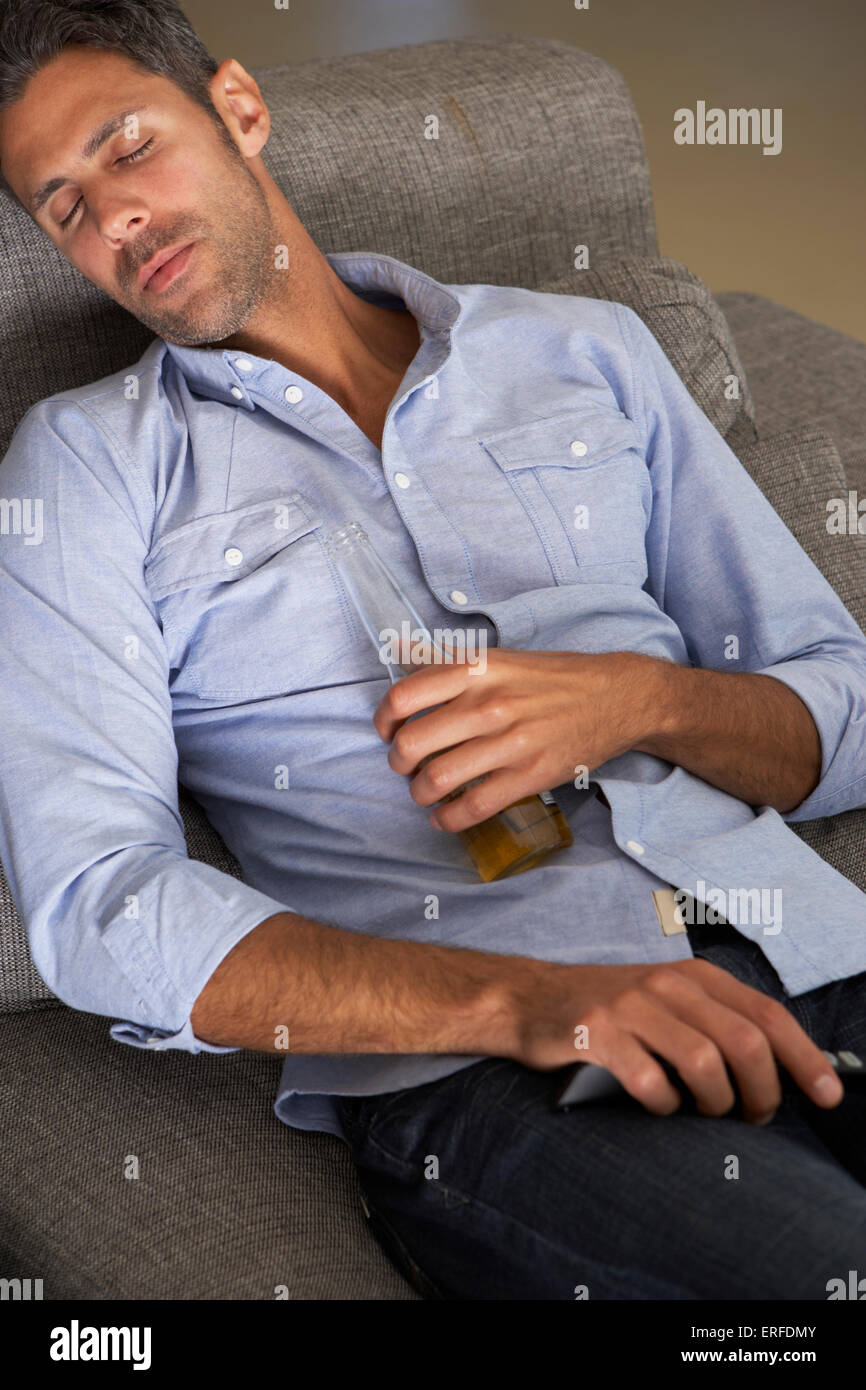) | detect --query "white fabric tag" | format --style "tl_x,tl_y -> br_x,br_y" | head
652,888 -> 687,936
